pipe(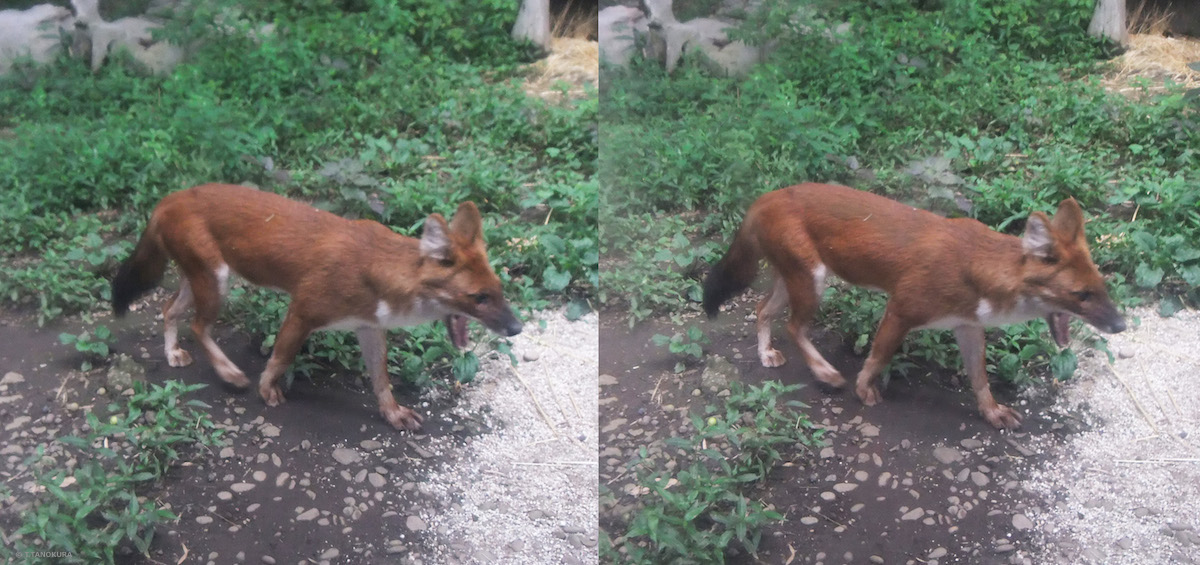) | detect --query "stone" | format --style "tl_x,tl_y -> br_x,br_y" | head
296,508 -> 319,521
701,355 -> 739,390
333,447 -> 362,465
0,372 -> 24,385
902,508 -> 924,521
800,516 -> 819,525
1012,514 -> 1034,531
933,446 -> 963,465
406,515 -> 426,531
